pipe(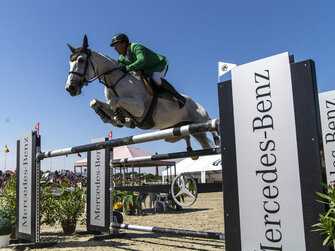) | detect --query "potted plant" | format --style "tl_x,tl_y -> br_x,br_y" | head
0,217 -> 12,248
119,191 -> 141,215
112,210 -> 123,224
56,187 -> 85,235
